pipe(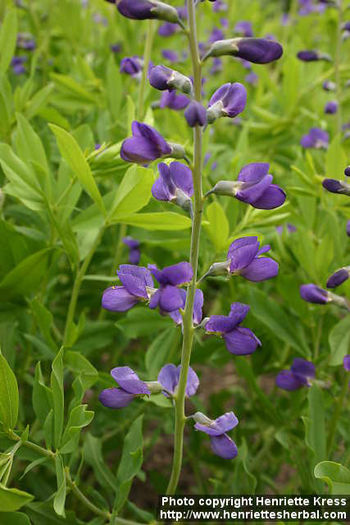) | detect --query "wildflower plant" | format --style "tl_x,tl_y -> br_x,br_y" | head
1,0 -> 350,522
